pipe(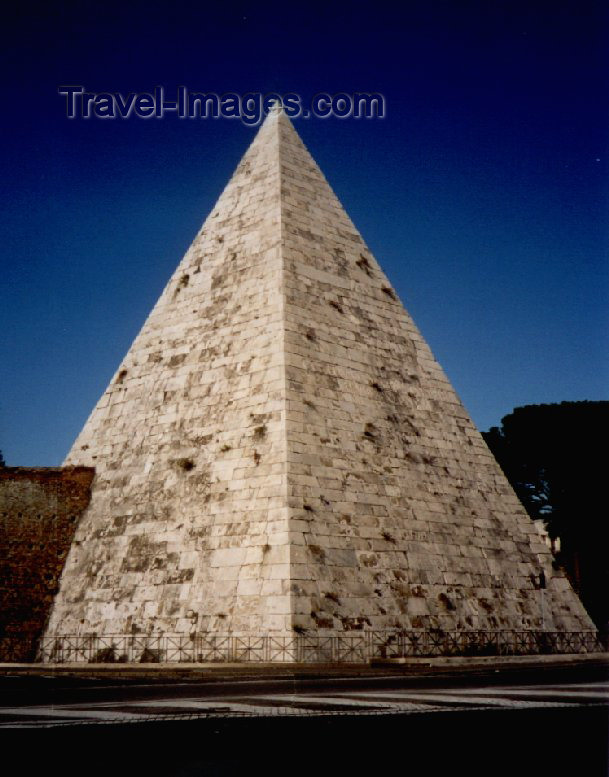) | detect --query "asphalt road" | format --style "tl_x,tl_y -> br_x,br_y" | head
1,661 -> 607,777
